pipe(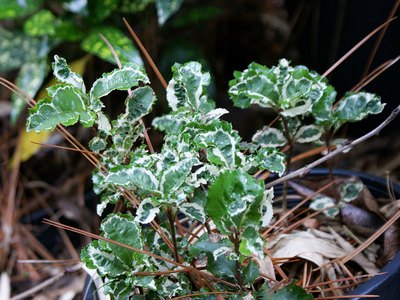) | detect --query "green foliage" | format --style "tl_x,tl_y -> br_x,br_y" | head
26,57 -> 384,299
